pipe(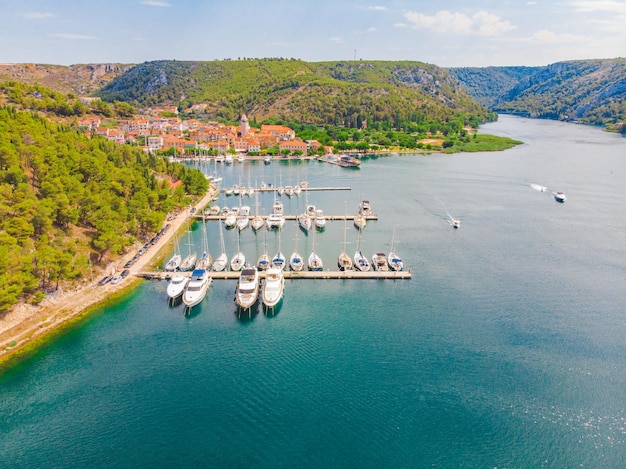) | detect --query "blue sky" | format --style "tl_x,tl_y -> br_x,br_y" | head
1,0 -> 625,67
